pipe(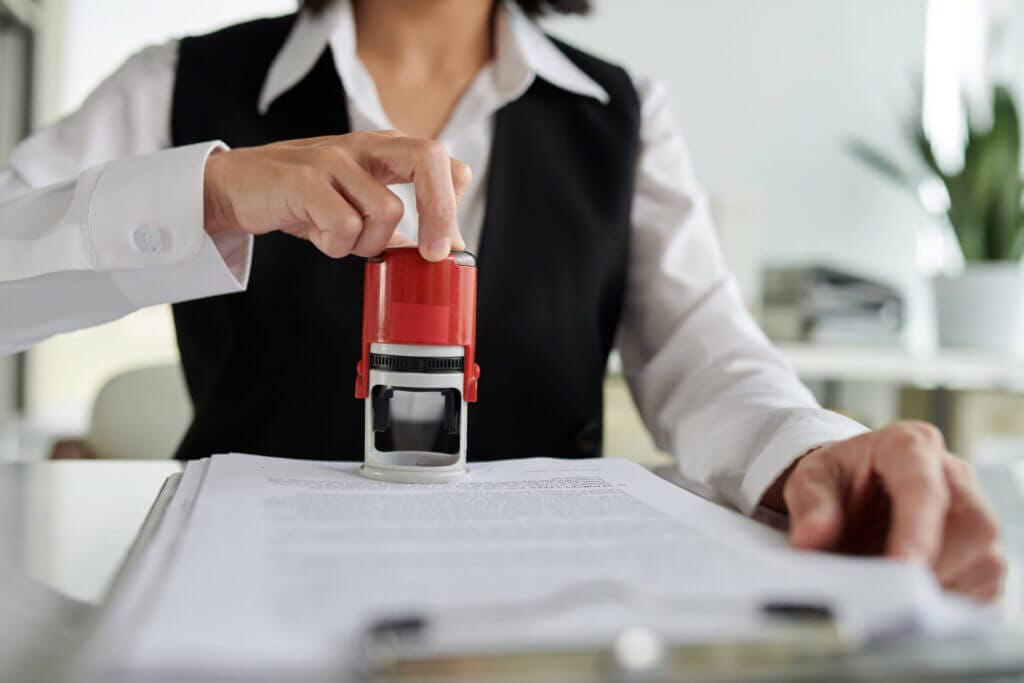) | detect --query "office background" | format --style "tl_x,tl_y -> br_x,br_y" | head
3,0 -> 1024,465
